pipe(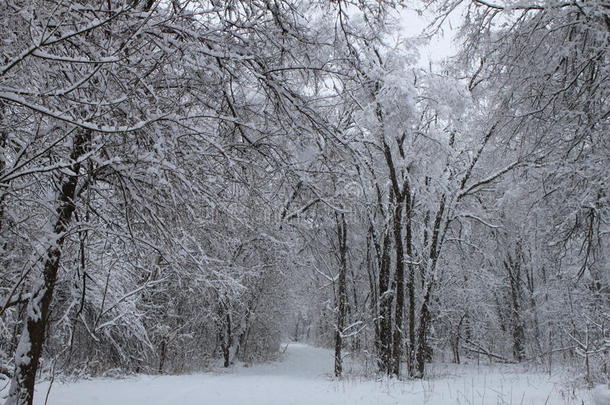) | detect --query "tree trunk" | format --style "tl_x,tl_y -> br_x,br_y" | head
334,213 -> 348,377
452,314 -> 466,364
415,287 -> 432,377
506,255 -> 525,362
512,302 -> 525,363
404,182 -> 415,377
158,339 -> 167,374
222,311 -> 232,368
525,263 -> 543,356
5,132 -> 89,405
391,198 -> 405,377
366,229 -> 382,365
415,196 -> 445,378
377,229 -> 393,374
294,318 -> 300,342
